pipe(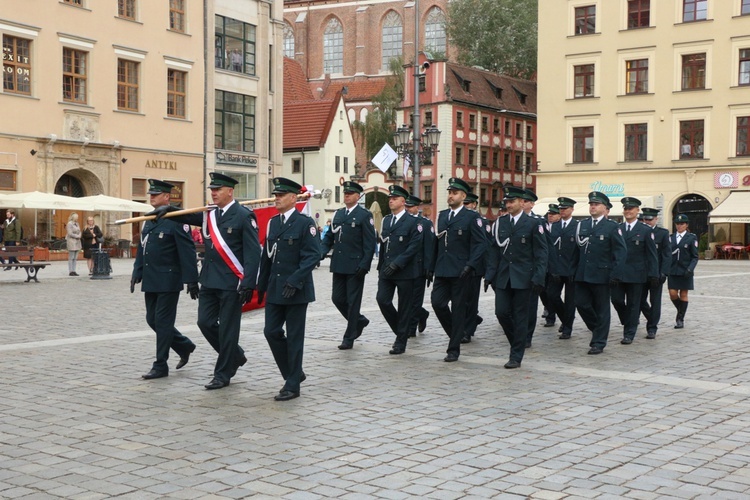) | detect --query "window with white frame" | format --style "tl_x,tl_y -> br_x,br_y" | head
567,53 -> 600,99
323,18 -> 343,74
283,23 -> 294,59
381,11 -> 402,70
424,7 -> 446,54
673,42 -> 712,92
